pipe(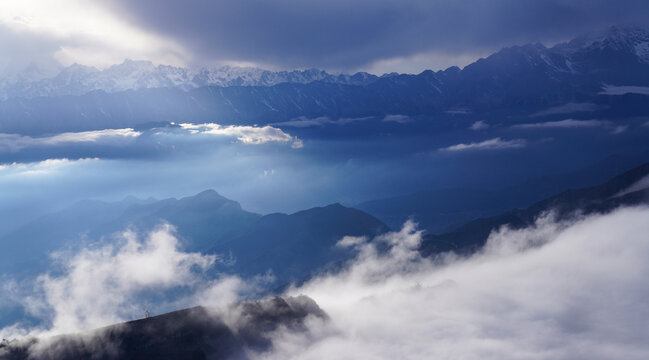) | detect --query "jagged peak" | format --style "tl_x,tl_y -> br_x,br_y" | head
554,25 -> 649,54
